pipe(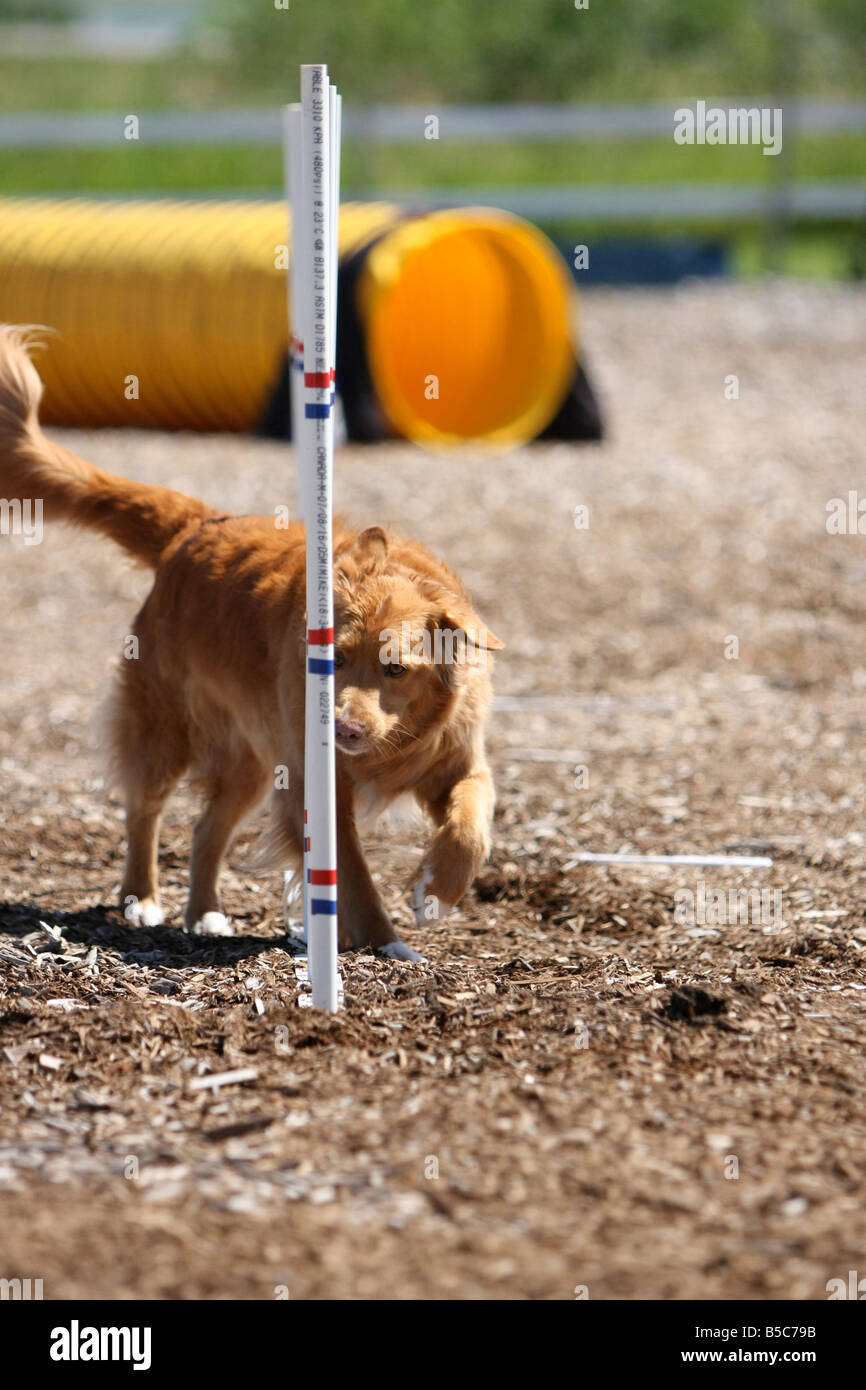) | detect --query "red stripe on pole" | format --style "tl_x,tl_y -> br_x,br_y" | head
307,626 -> 334,644
304,371 -> 332,387
309,869 -> 337,884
